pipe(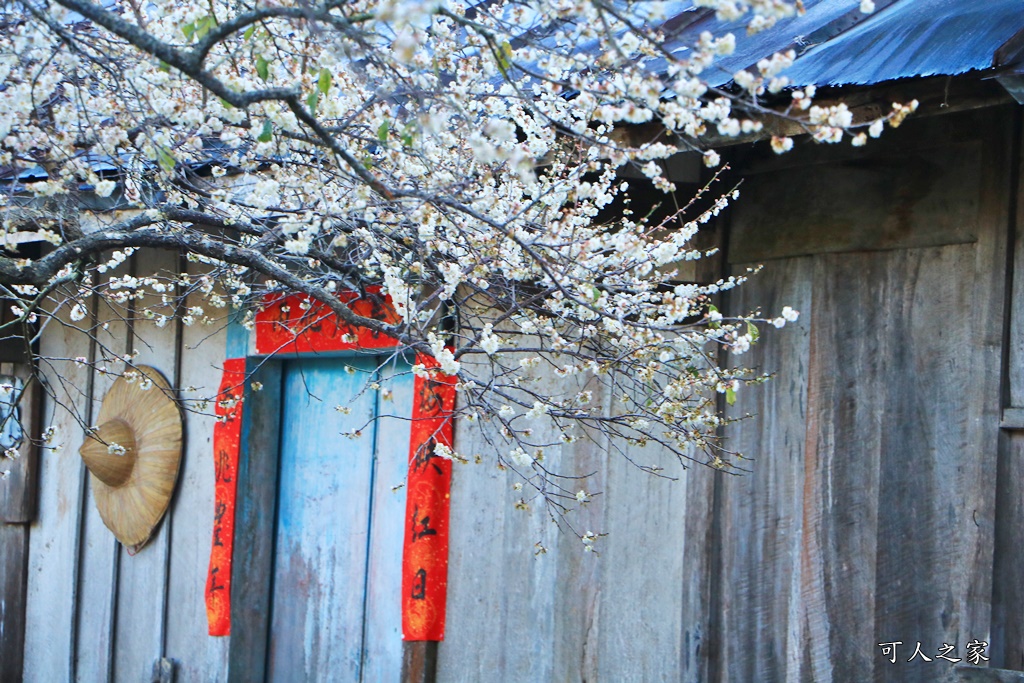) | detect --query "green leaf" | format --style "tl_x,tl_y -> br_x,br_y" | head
496,39 -> 513,74
157,60 -> 171,72
255,55 -> 269,81
181,22 -> 195,40
193,15 -> 217,40
243,25 -> 256,41
257,120 -> 273,143
726,387 -> 736,406
377,119 -> 389,143
306,89 -> 319,114
157,148 -> 176,173
747,321 -> 760,342
400,127 -> 415,147
318,68 -> 332,94
363,154 -> 374,169
590,286 -> 600,302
